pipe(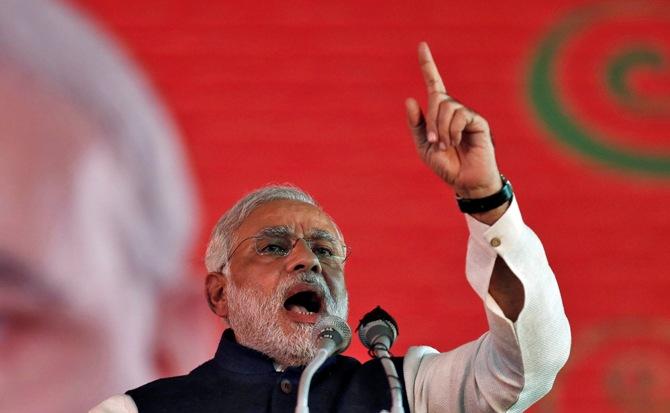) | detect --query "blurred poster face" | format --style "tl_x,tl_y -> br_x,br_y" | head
0,65 -> 137,411
0,2 -> 202,412
0,257 -> 121,413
